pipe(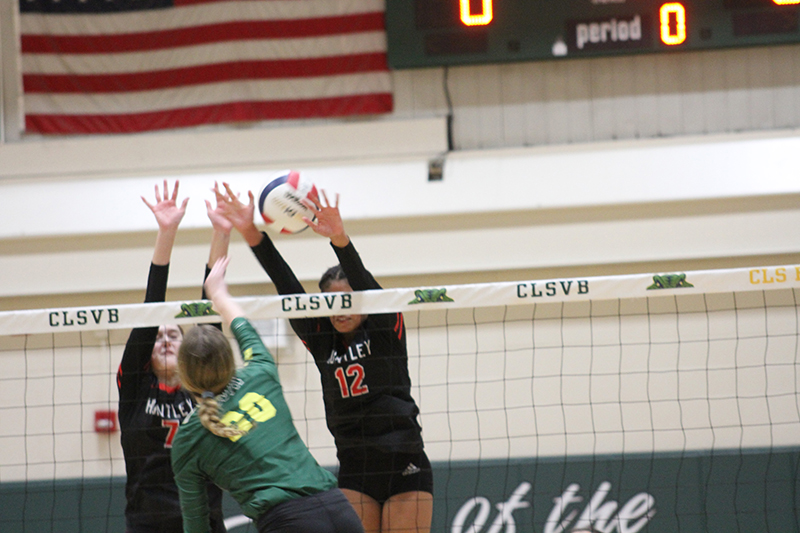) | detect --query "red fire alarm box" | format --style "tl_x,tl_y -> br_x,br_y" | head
94,410 -> 118,433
